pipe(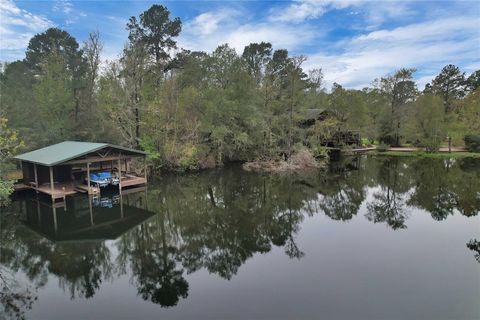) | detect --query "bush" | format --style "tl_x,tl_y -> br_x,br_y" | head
0,179 -> 14,207
423,138 -> 441,153
311,146 -> 329,159
377,144 -> 389,152
464,135 -> 480,152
